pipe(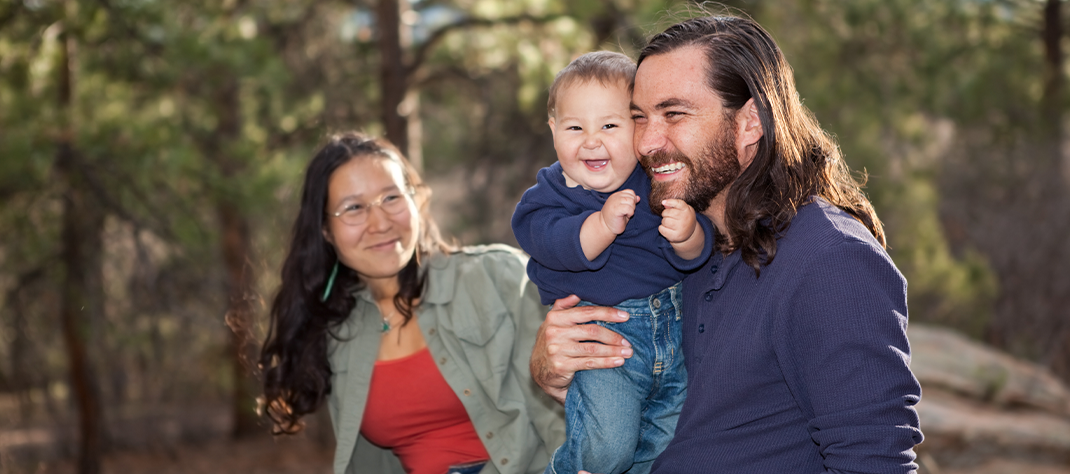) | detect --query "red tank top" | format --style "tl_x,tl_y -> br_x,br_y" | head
360,347 -> 490,474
